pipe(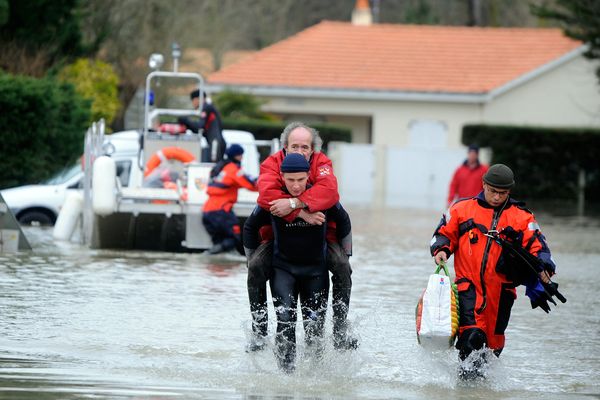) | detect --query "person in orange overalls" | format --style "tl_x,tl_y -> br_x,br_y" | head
202,144 -> 257,254
431,164 -> 558,379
